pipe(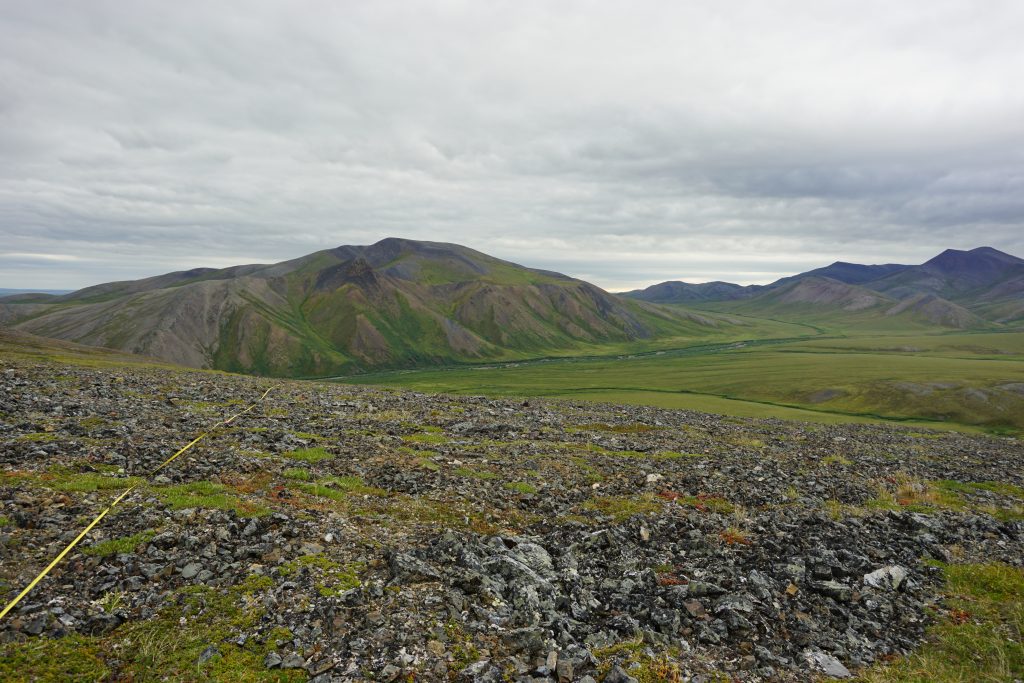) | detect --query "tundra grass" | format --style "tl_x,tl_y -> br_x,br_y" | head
339,331 -> 1024,434
859,562 -> 1023,682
